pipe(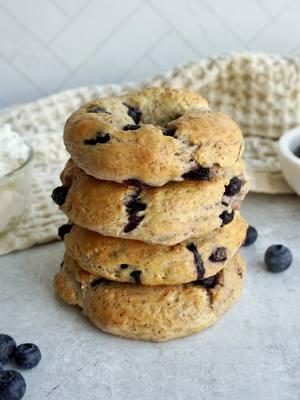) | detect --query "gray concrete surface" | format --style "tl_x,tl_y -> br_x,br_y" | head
0,193 -> 299,400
